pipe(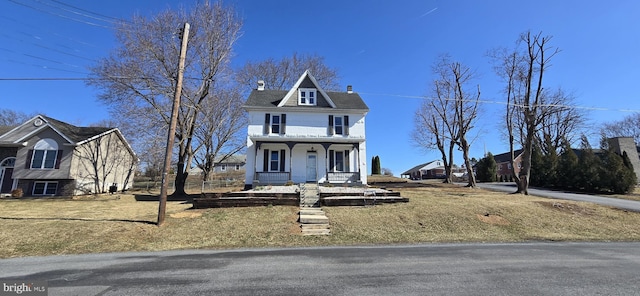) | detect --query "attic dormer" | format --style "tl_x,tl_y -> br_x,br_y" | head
277,70 -> 336,108
298,88 -> 316,106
